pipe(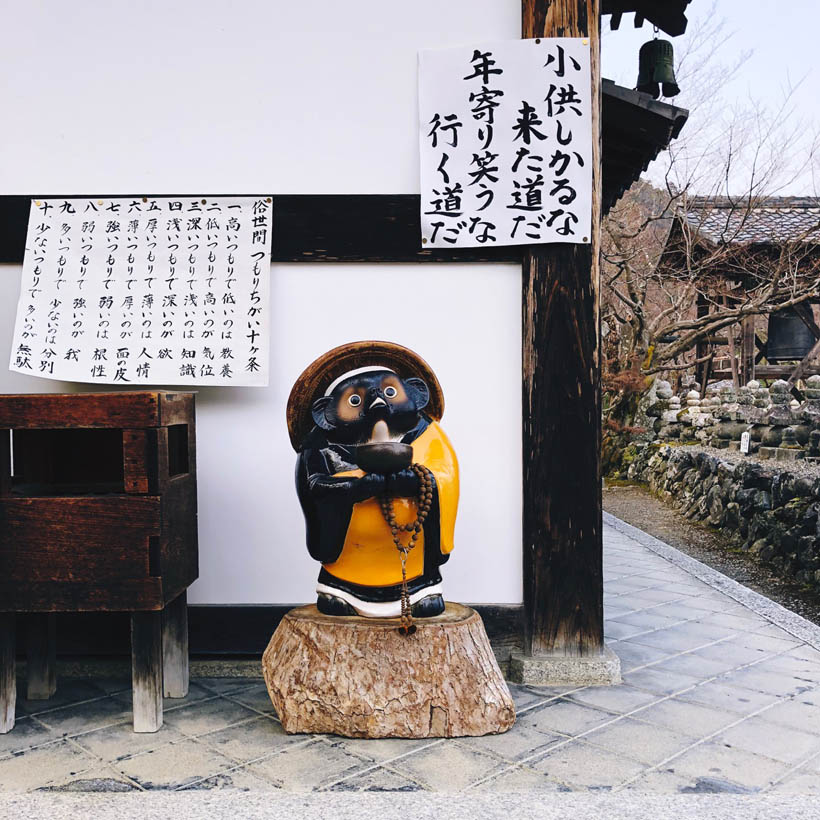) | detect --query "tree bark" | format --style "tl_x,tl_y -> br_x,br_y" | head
262,604 -> 515,738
